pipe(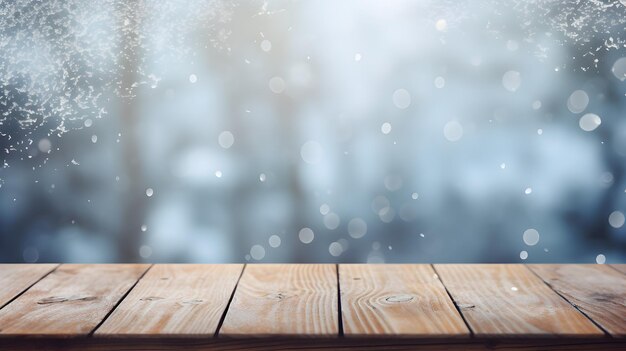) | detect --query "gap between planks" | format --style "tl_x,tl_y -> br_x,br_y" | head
0,264 -> 624,341
90,264 -> 154,336
433,264 -> 604,338
0,264 -> 59,311
529,264 -> 626,337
